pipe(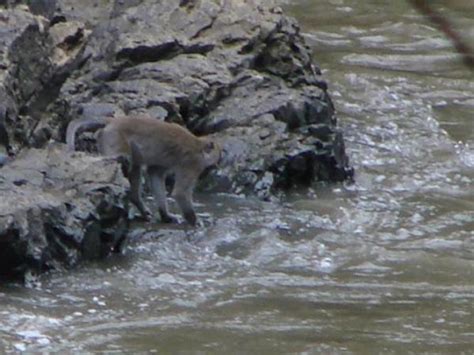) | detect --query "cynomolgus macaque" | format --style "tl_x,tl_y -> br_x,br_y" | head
66,116 -> 221,226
